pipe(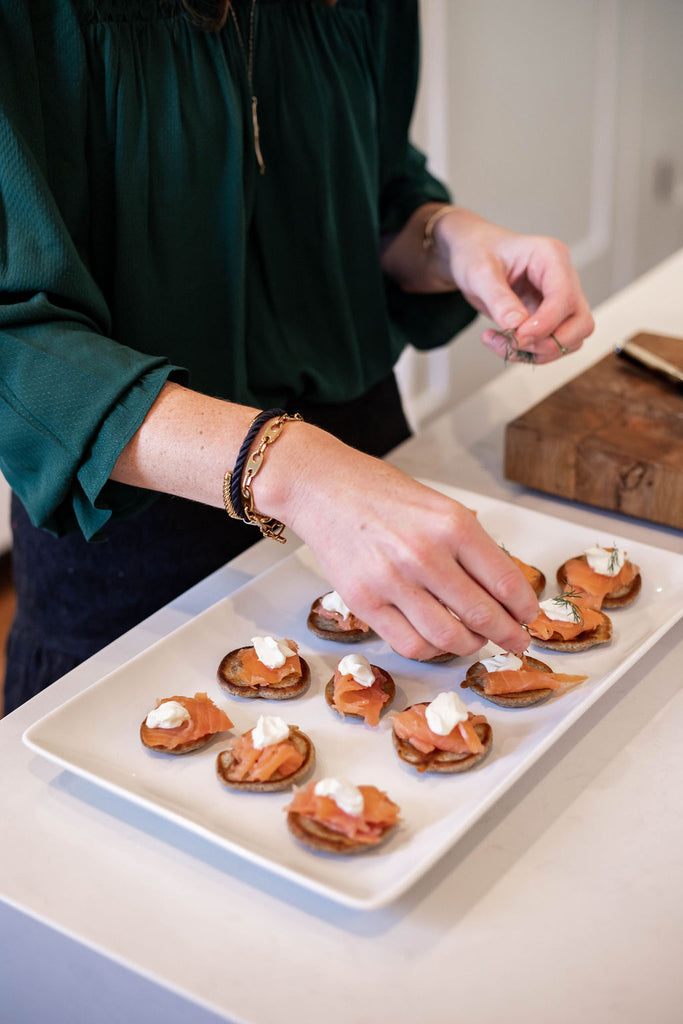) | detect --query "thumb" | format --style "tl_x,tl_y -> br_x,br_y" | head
465,261 -> 528,331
